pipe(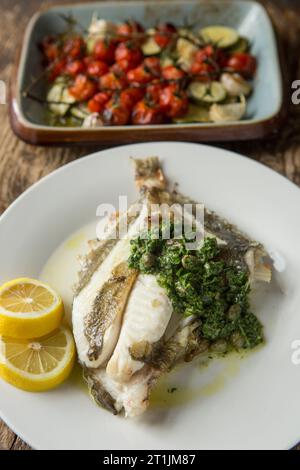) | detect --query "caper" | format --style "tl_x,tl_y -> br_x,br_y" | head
202,294 -> 213,306
140,252 -> 156,270
227,304 -> 241,321
175,281 -> 186,296
230,331 -> 245,349
185,338 -> 209,361
211,339 -> 228,354
182,254 -> 198,270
